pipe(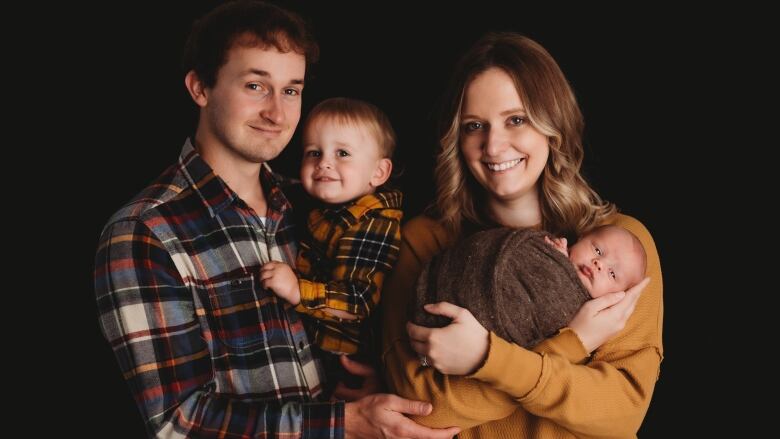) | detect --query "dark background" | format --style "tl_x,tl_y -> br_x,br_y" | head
44,1 -> 768,437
